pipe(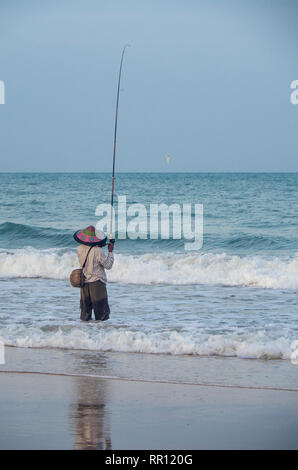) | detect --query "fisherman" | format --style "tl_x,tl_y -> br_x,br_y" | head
73,225 -> 114,321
